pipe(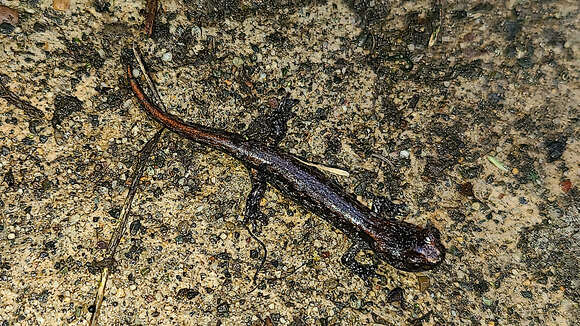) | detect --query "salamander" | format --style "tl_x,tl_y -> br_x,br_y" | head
127,66 -> 445,279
